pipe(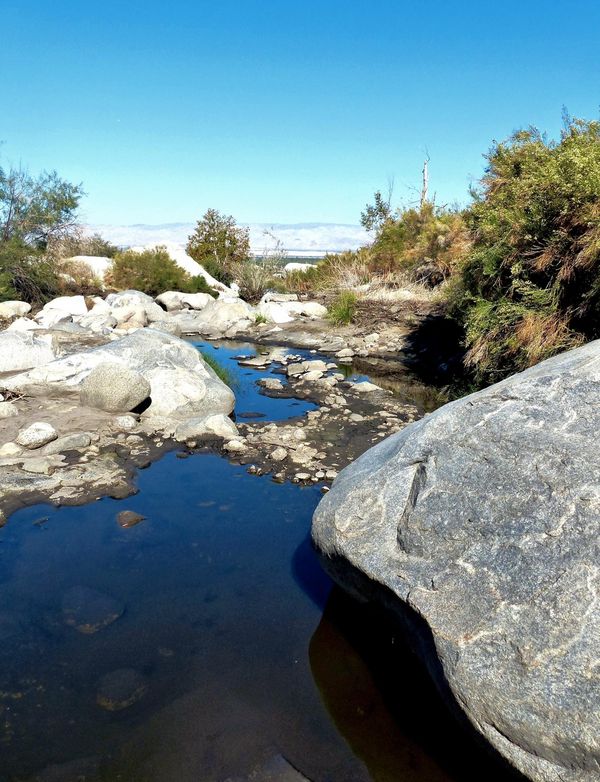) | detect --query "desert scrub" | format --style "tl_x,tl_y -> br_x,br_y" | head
328,291 -> 357,325
449,116 -> 600,385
